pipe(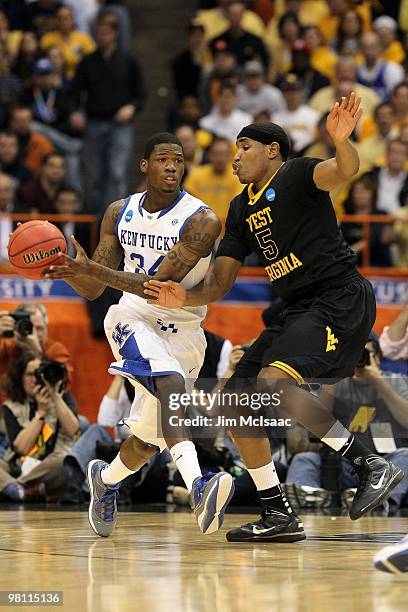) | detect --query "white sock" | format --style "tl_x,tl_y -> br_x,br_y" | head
170,440 -> 202,493
247,461 -> 280,491
101,453 -> 136,486
321,421 -> 351,452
